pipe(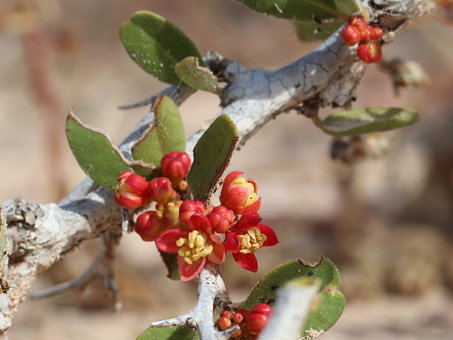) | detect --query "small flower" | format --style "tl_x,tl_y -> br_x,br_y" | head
156,229 -> 225,281
207,205 -> 235,234
135,210 -> 164,242
220,171 -> 261,215
161,151 -> 192,181
114,171 -> 151,209
148,177 -> 177,205
225,212 -> 278,272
